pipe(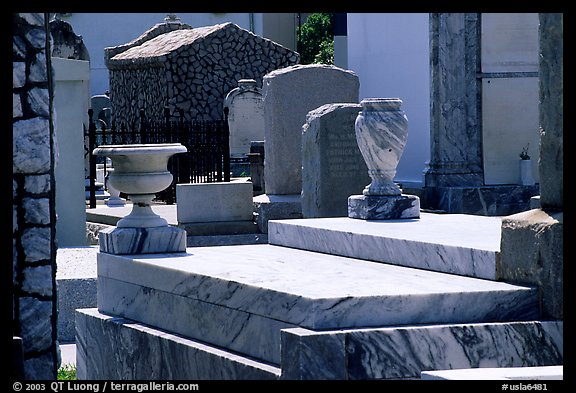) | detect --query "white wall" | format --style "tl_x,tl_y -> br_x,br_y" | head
481,13 -> 540,185
347,13 -> 430,187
